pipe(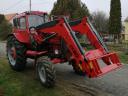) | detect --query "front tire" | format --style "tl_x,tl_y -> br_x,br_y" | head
37,57 -> 56,88
70,61 -> 85,76
7,36 -> 27,71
